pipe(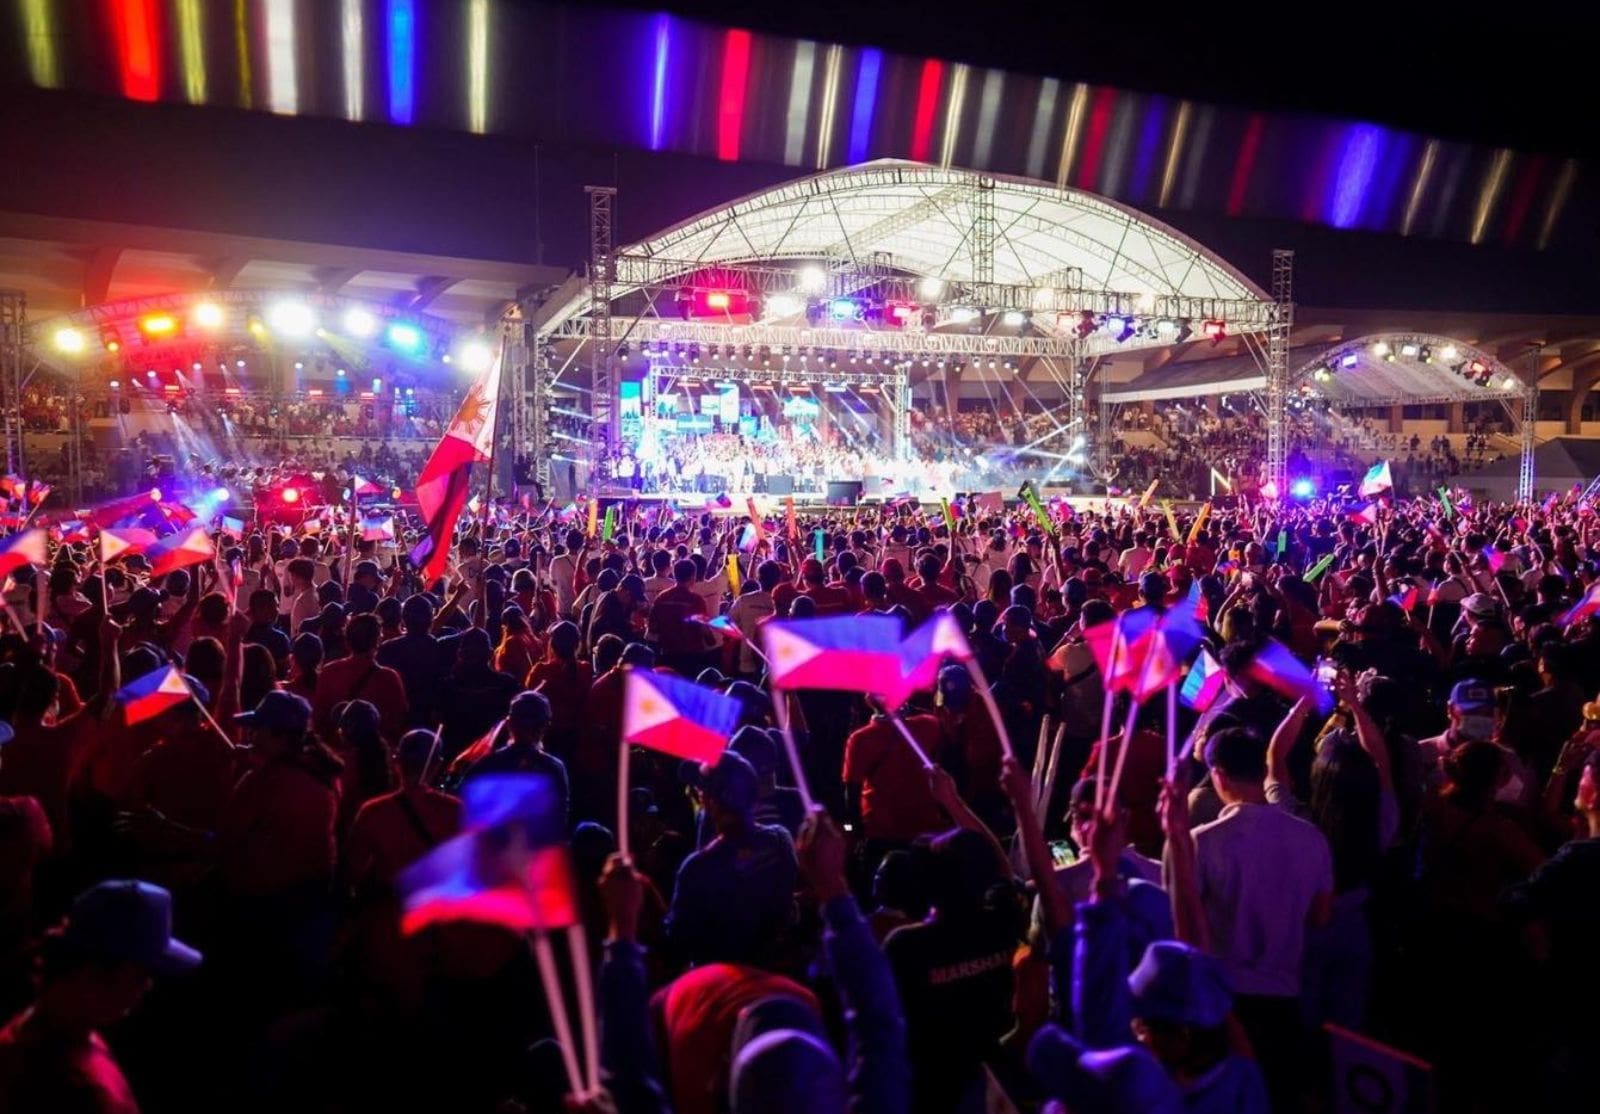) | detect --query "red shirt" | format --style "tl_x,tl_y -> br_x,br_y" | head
312,654 -> 409,741
649,585 -> 709,654
343,784 -> 462,892
525,657 -> 595,739
1081,728 -> 1167,857
220,758 -> 340,897
800,583 -> 851,615
843,714 -> 947,841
